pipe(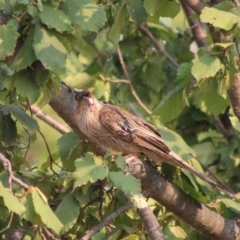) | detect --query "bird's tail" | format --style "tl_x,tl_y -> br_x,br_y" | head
168,151 -> 234,197
144,149 -> 234,197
